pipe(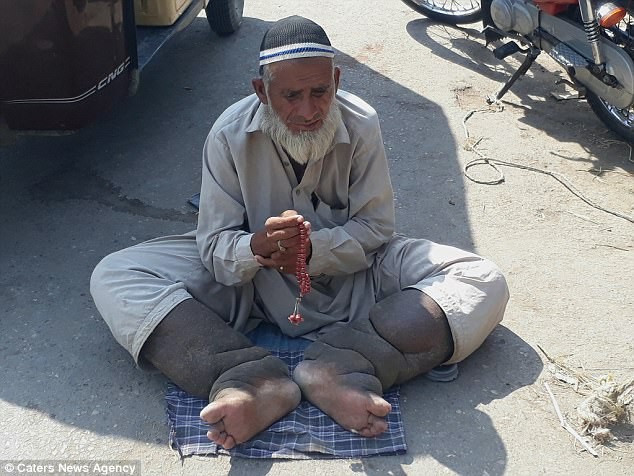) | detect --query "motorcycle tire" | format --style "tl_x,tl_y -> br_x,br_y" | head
586,91 -> 634,143
206,0 -> 244,36
403,0 -> 483,25
581,12 -> 634,143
